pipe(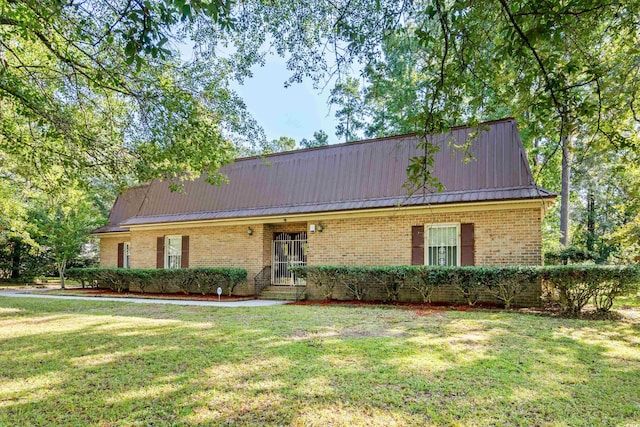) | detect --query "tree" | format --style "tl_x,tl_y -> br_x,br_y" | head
272,0 -> 639,250
30,188 -> 103,288
405,1 -> 640,247
300,130 -> 329,148
360,32 -> 425,138
330,77 -> 365,142
261,136 -> 297,154
0,0 -> 258,196
4,0 -> 639,258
